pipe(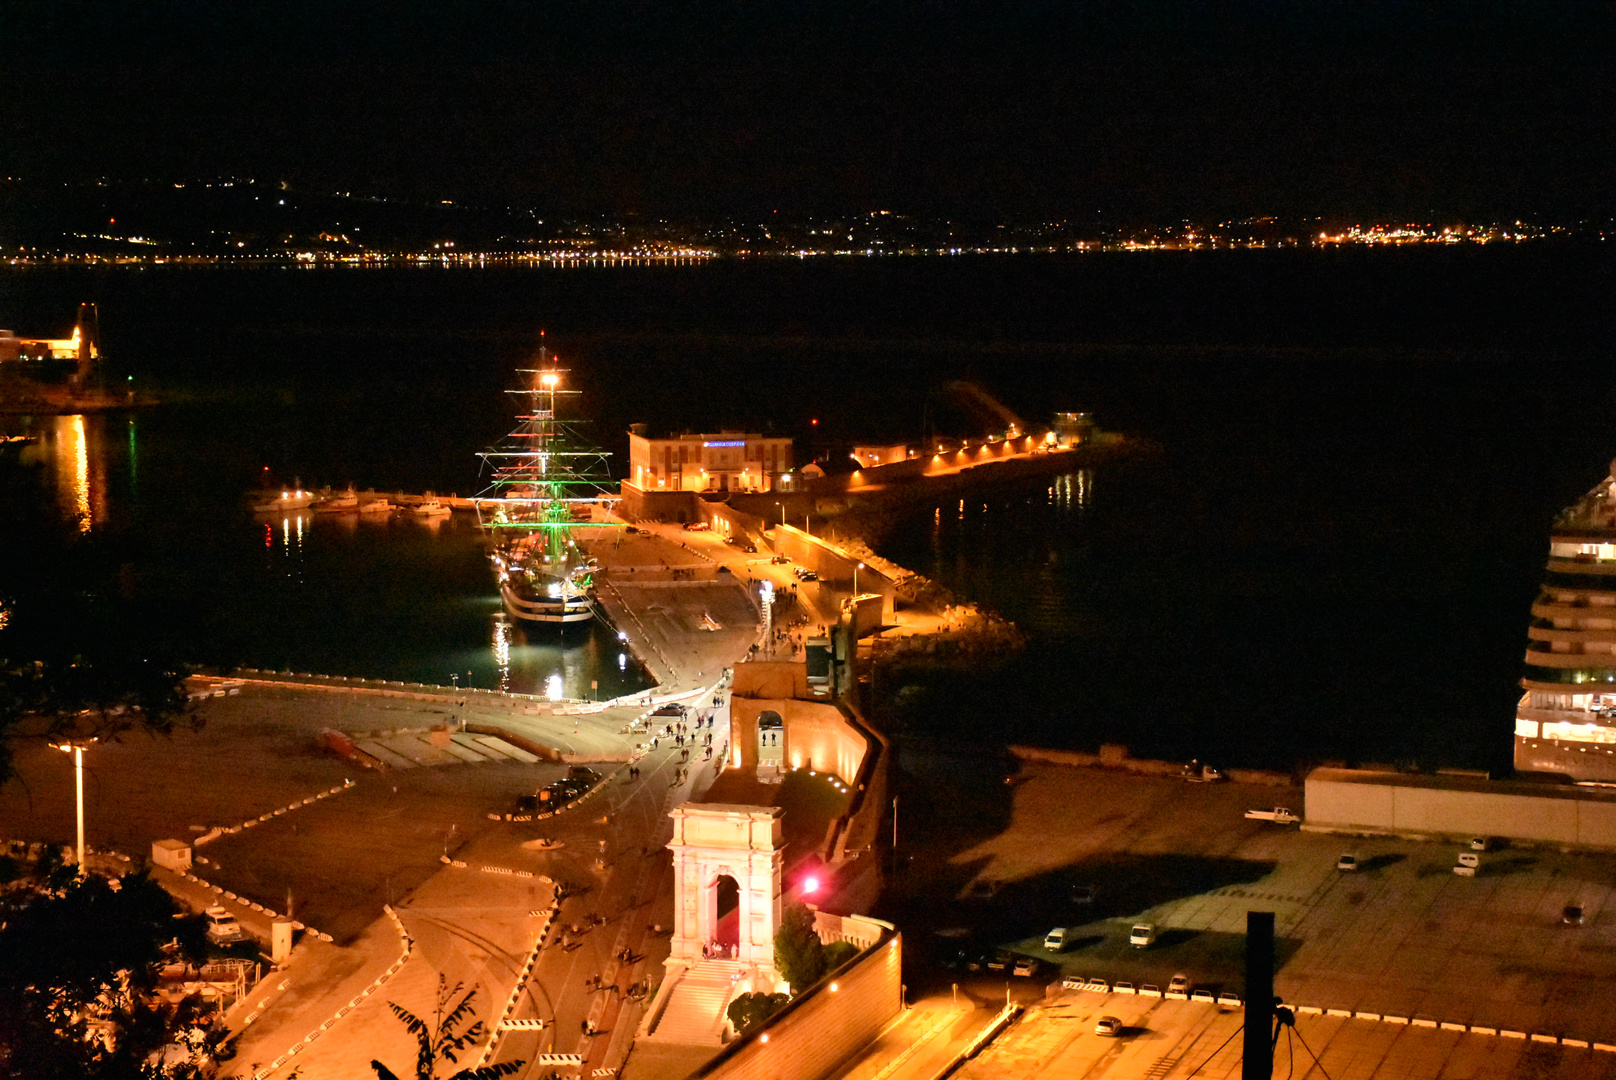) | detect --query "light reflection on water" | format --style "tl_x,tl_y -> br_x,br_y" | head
250,507 -> 645,700
52,414 -> 99,531
15,422 -> 650,702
